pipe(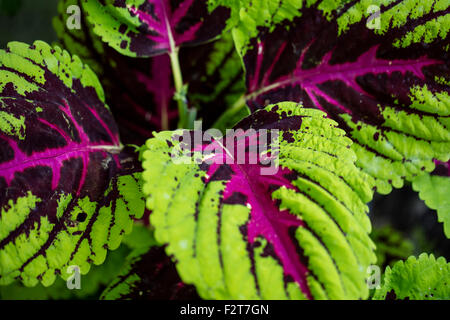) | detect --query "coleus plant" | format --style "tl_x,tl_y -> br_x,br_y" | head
0,0 -> 449,300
